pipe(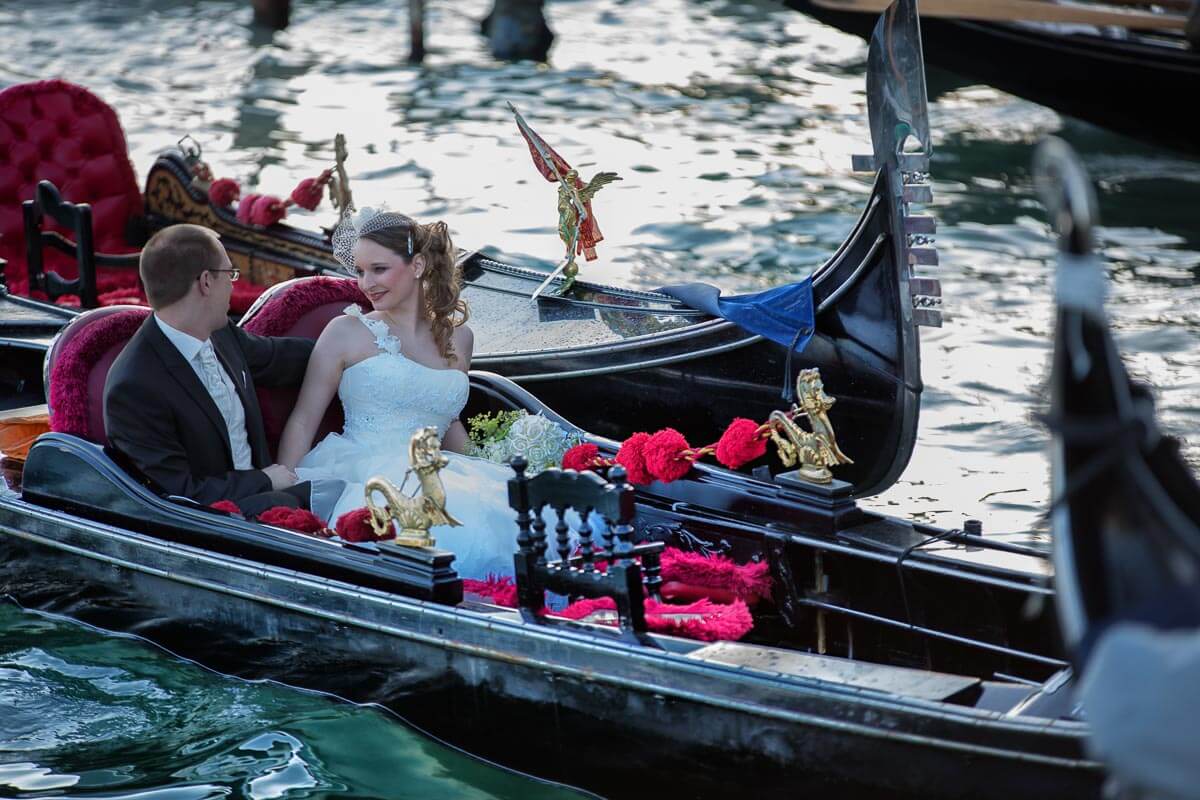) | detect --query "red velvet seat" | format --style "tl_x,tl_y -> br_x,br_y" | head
45,305 -> 150,446
240,275 -> 370,455
0,80 -> 142,303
